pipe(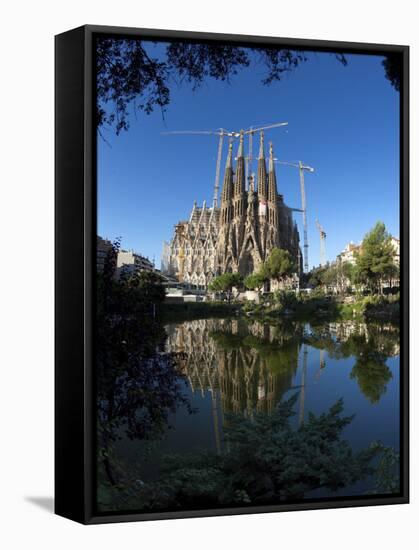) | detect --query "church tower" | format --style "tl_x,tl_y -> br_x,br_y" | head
168,130 -> 302,288
257,131 -> 268,258
217,141 -> 236,273
266,141 -> 280,252
232,131 -> 246,260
